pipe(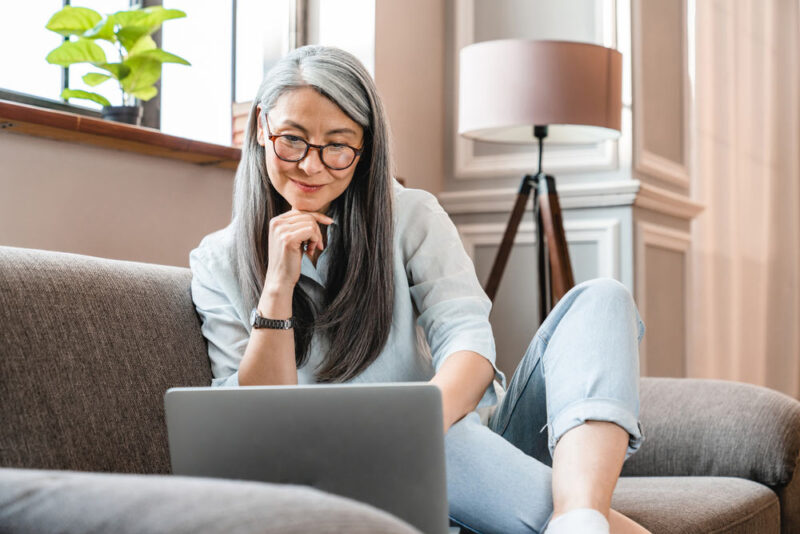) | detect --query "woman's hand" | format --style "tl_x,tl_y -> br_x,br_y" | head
264,209 -> 334,292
